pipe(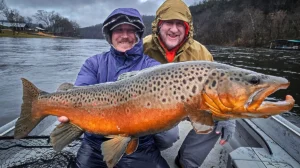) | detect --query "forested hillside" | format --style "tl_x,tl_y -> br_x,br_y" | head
191,0 -> 300,47
79,0 -> 300,47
